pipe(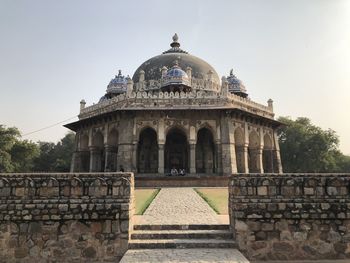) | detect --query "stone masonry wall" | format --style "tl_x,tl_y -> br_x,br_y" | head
0,173 -> 134,263
229,174 -> 350,261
